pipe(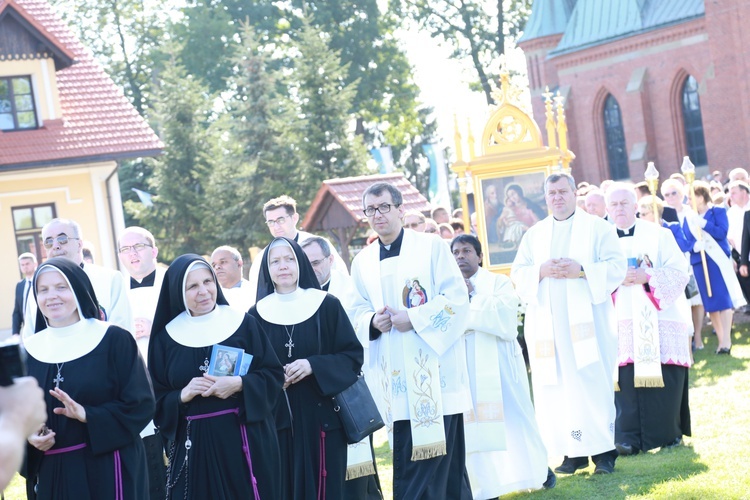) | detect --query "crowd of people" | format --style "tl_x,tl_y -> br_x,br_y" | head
2,168 -> 746,499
